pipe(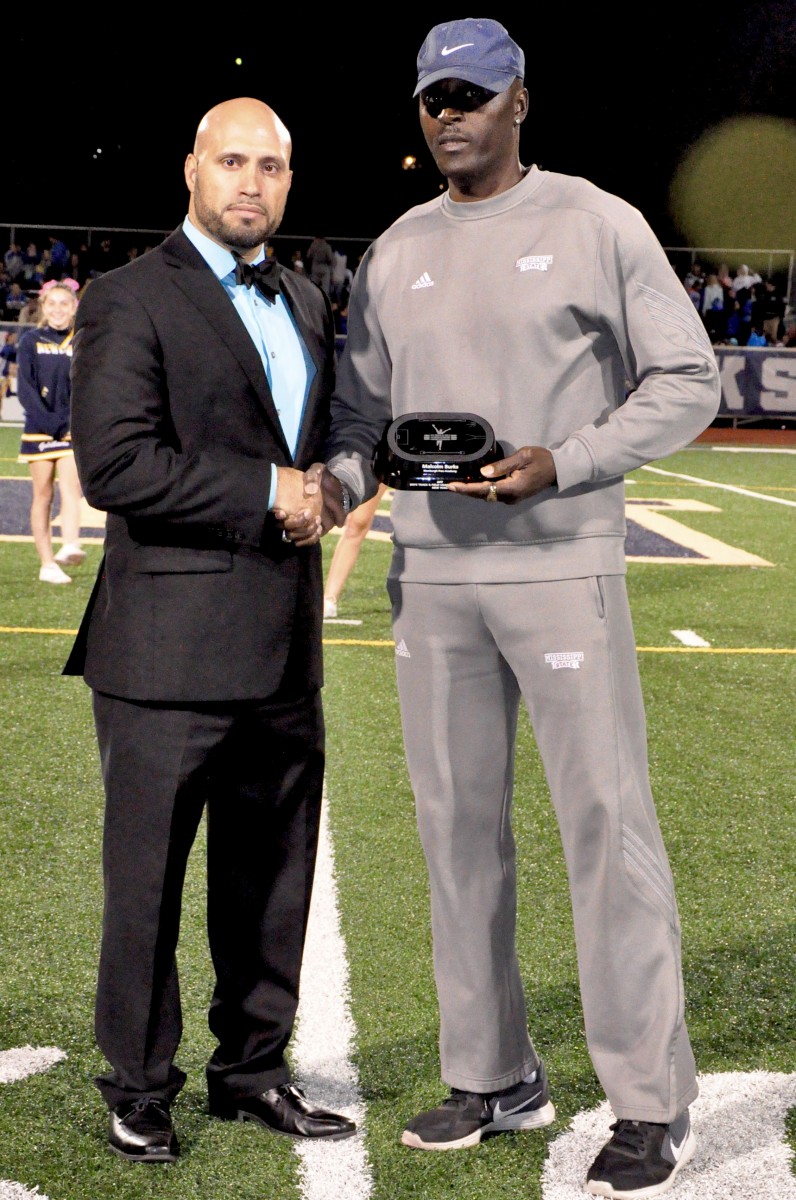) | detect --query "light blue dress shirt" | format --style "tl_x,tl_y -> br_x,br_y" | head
182,215 -> 316,508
